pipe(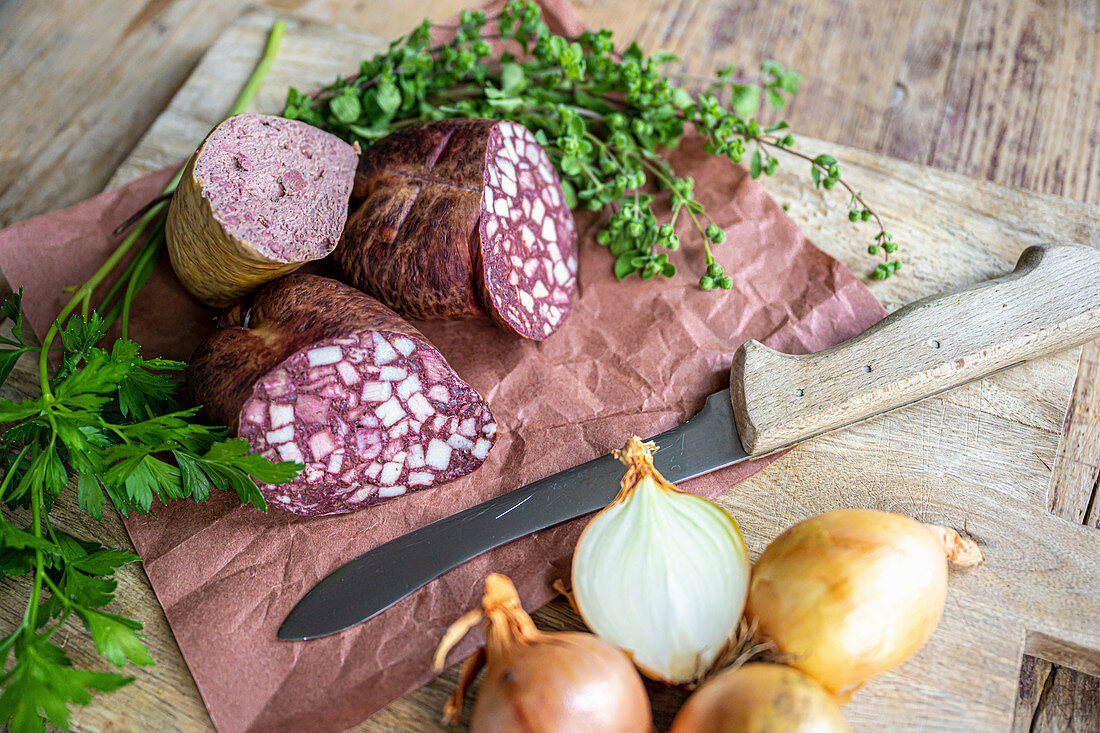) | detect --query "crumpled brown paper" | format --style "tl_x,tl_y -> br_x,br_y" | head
0,4 -> 887,731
